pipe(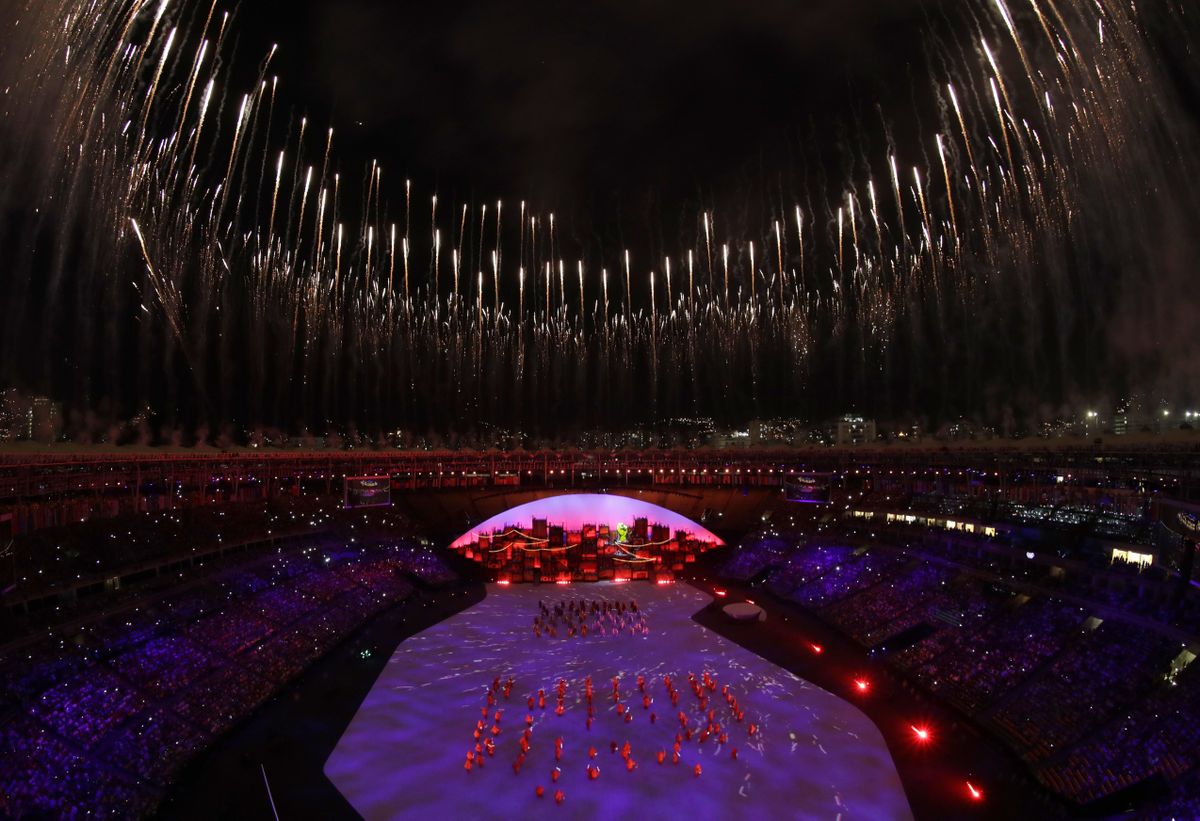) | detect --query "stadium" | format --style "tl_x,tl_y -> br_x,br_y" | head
2,0 -> 1200,819
1,443 -> 1198,819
